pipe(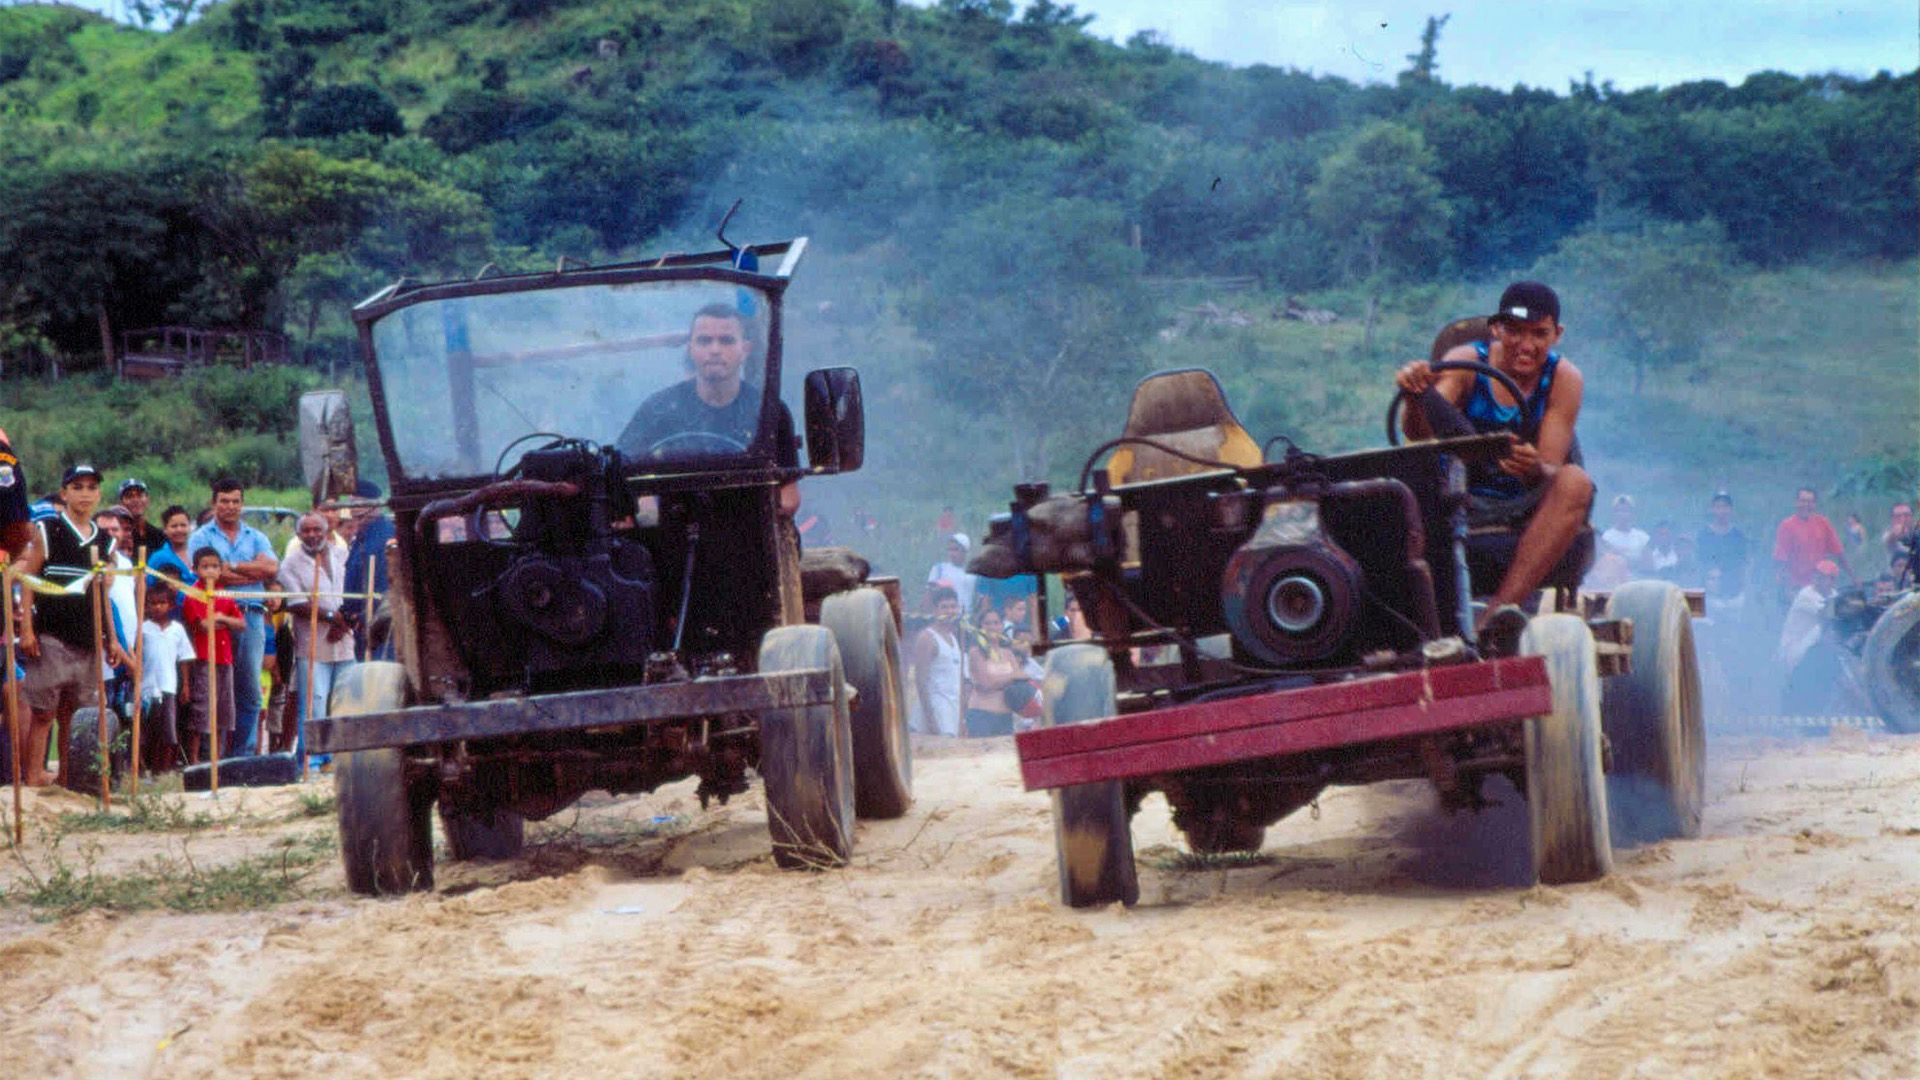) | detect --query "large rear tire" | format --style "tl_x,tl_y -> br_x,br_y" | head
1520,615 -> 1613,885
61,706 -> 120,797
333,663 -> 434,895
1042,644 -> 1138,907
821,588 -> 913,820
1603,581 -> 1707,844
1864,591 -> 1920,734
757,625 -> 855,870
